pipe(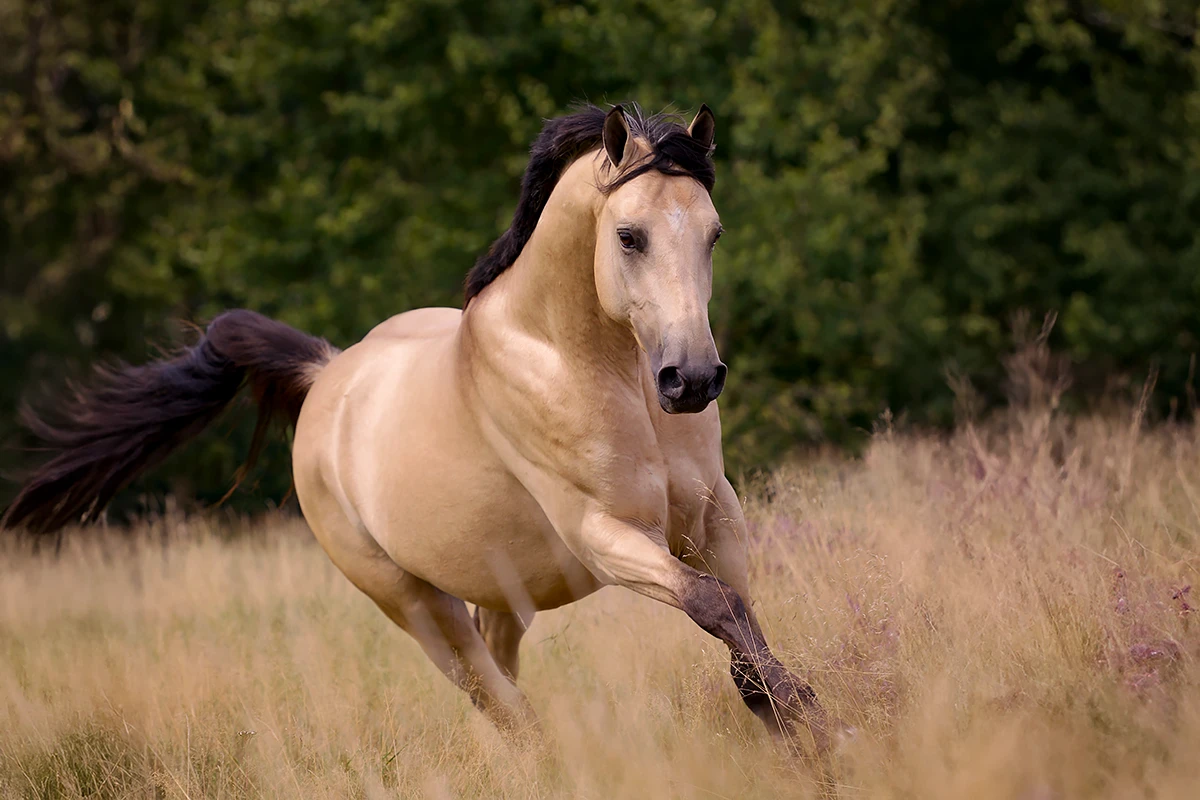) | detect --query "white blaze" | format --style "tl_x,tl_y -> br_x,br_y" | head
665,204 -> 688,236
